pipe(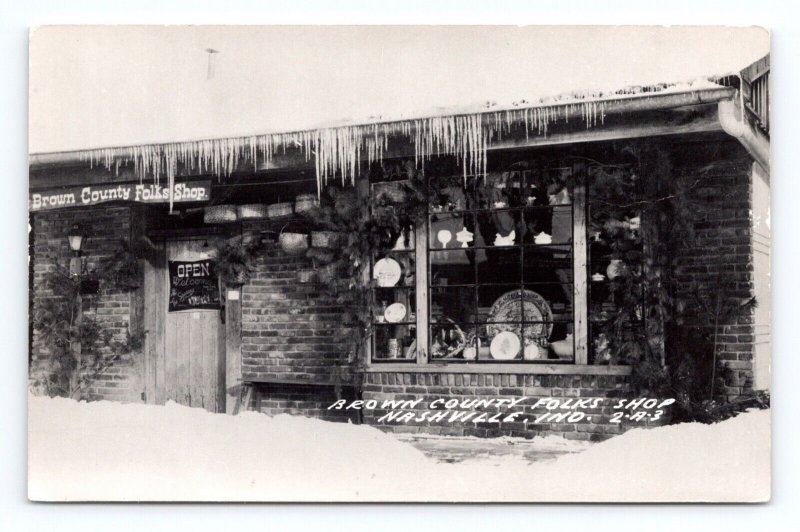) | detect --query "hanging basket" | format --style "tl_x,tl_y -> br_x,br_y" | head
223,269 -> 250,287
311,230 -> 345,249
294,194 -> 319,215
279,222 -> 309,255
237,204 -> 270,220
267,202 -> 294,219
204,205 -> 238,224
